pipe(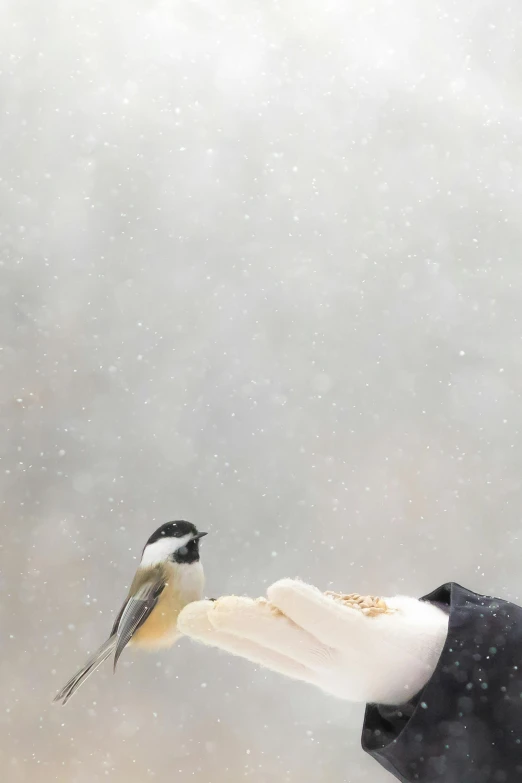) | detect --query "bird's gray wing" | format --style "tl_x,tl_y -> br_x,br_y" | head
113,579 -> 165,671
